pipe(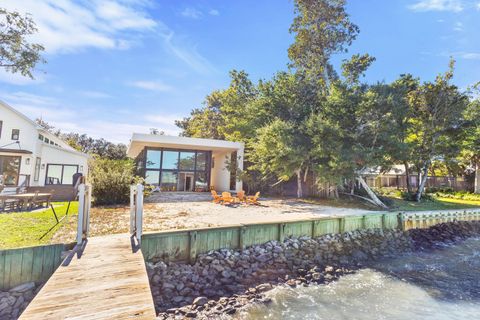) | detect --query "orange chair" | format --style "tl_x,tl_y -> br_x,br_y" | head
246,192 -> 261,205
211,190 -> 222,204
221,192 -> 235,205
236,190 -> 246,203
